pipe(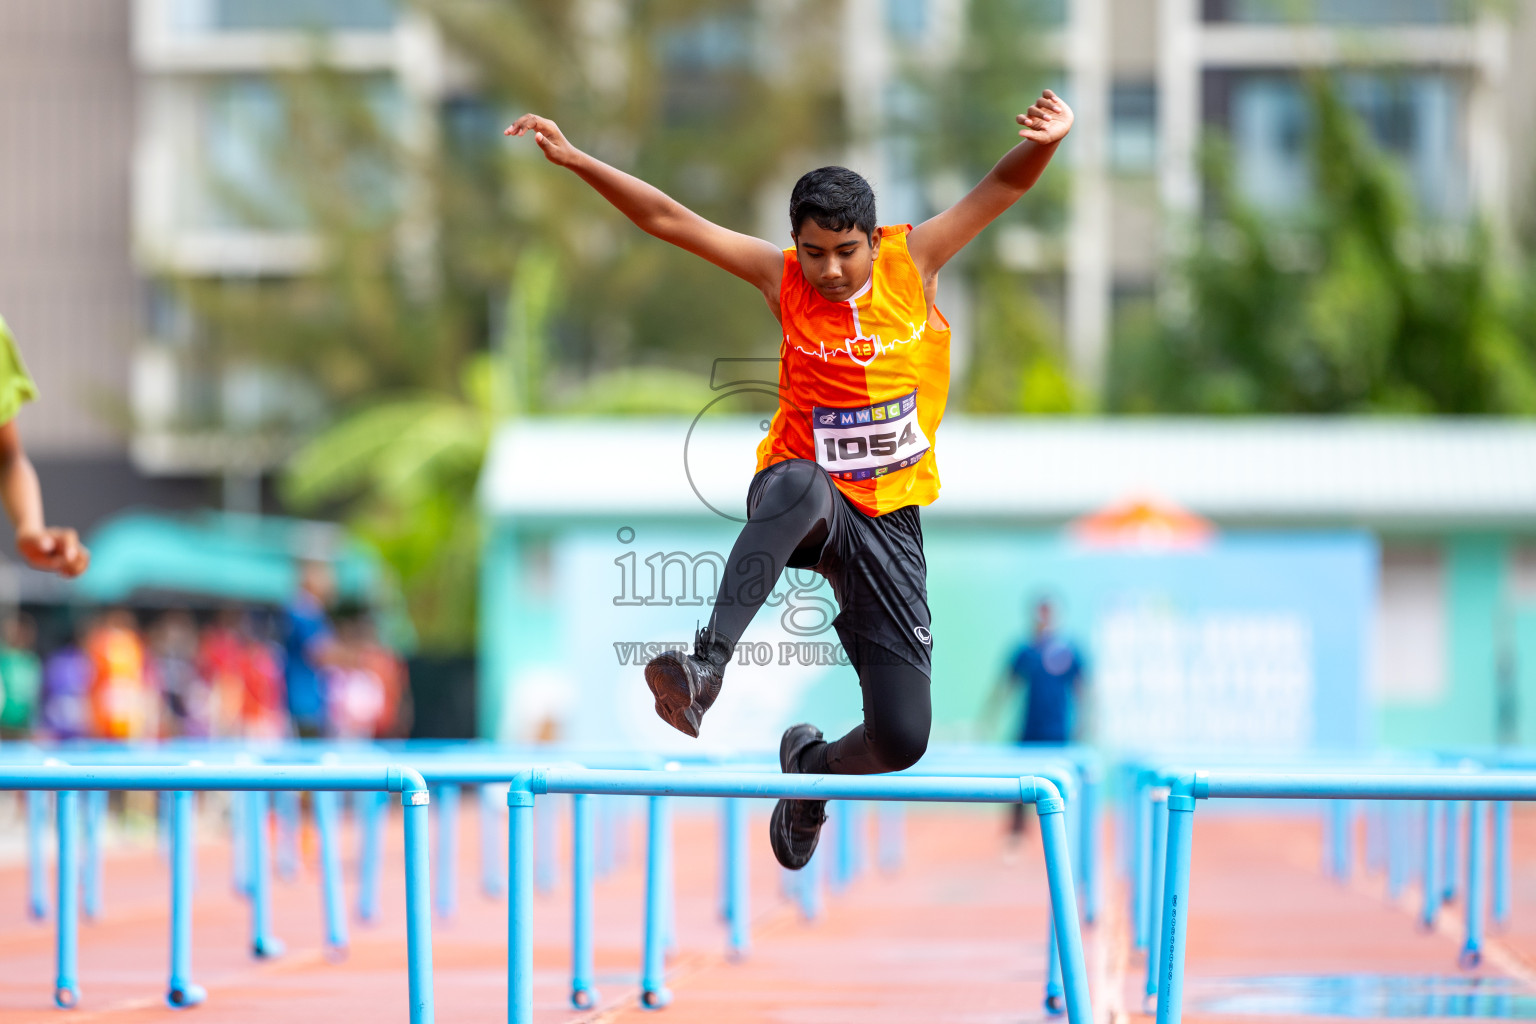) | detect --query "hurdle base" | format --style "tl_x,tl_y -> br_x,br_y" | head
54,984 -> 80,1009
570,985 -> 599,1010
167,984 -> 207,1009
640,987 -> 672,1010
252,937 -> 286,960
1045,990 -> 1066,1016
1459,947 -> 1483,970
